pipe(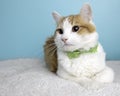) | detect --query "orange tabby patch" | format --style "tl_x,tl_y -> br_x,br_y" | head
67,15 -> 96,35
